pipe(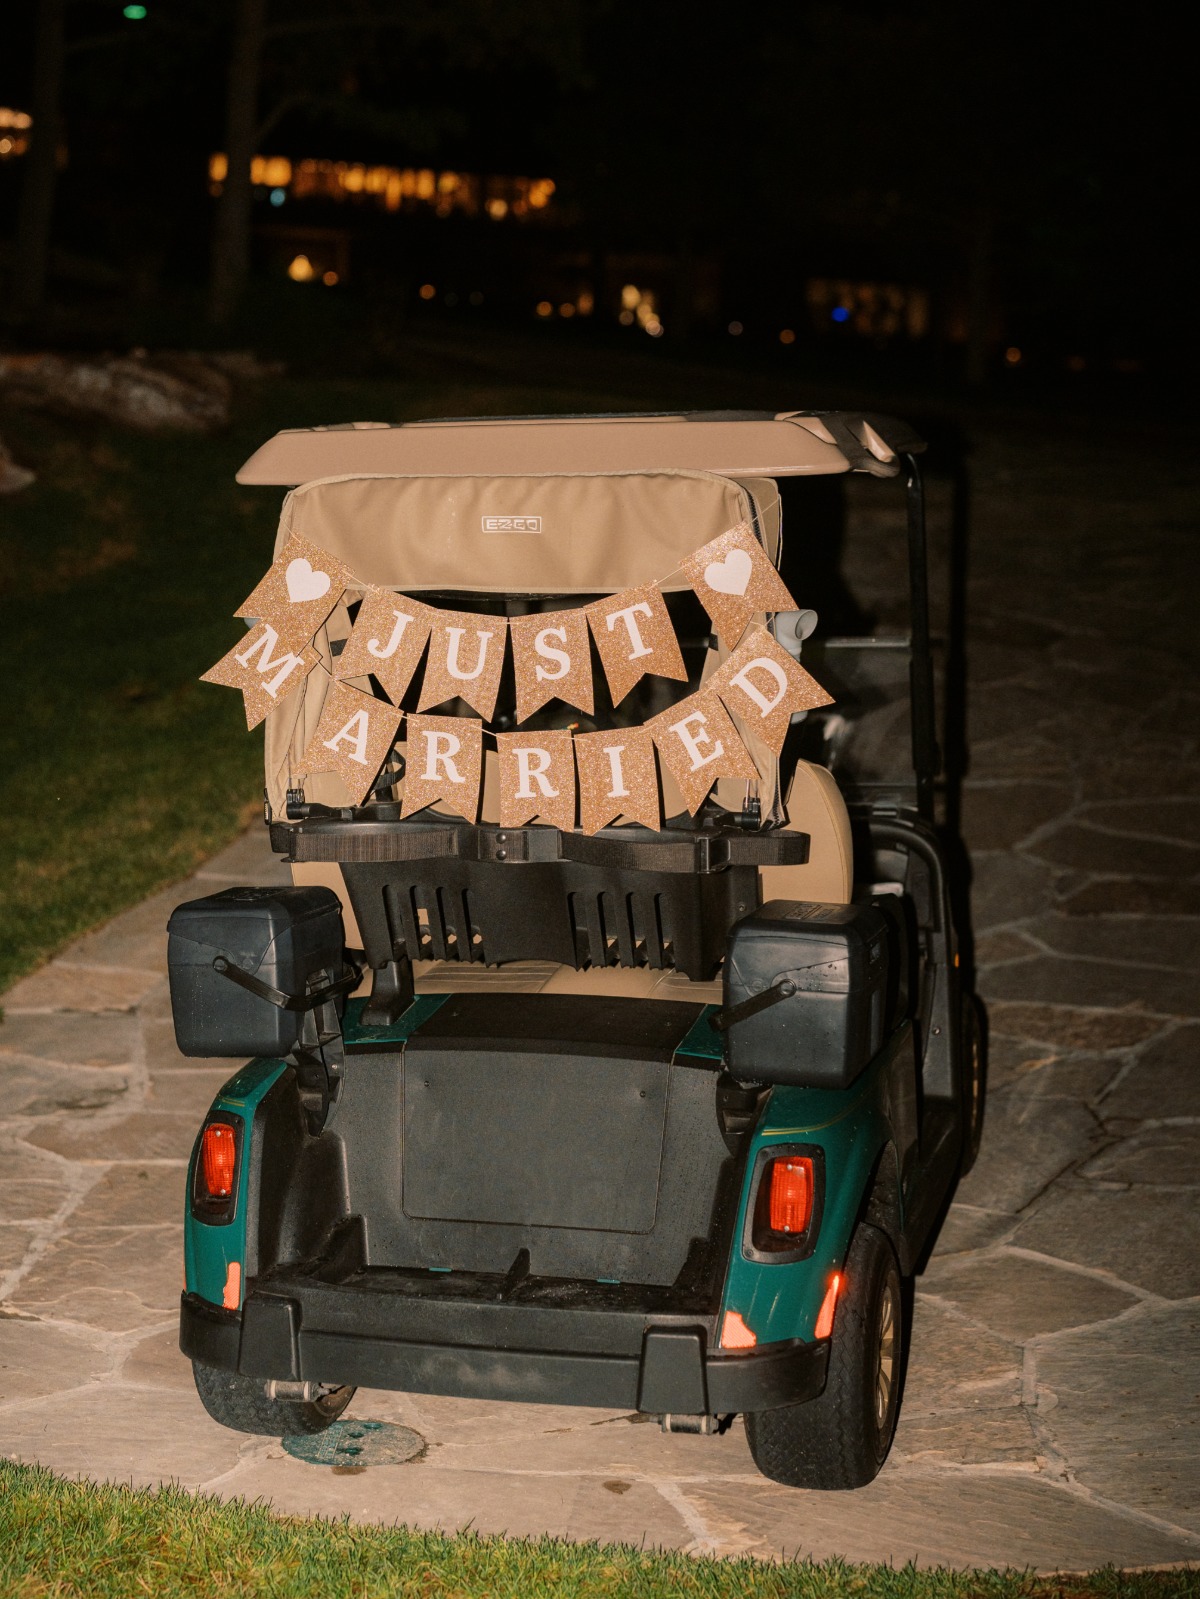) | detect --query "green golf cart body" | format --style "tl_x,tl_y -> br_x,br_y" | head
174,411 -> 983,1490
